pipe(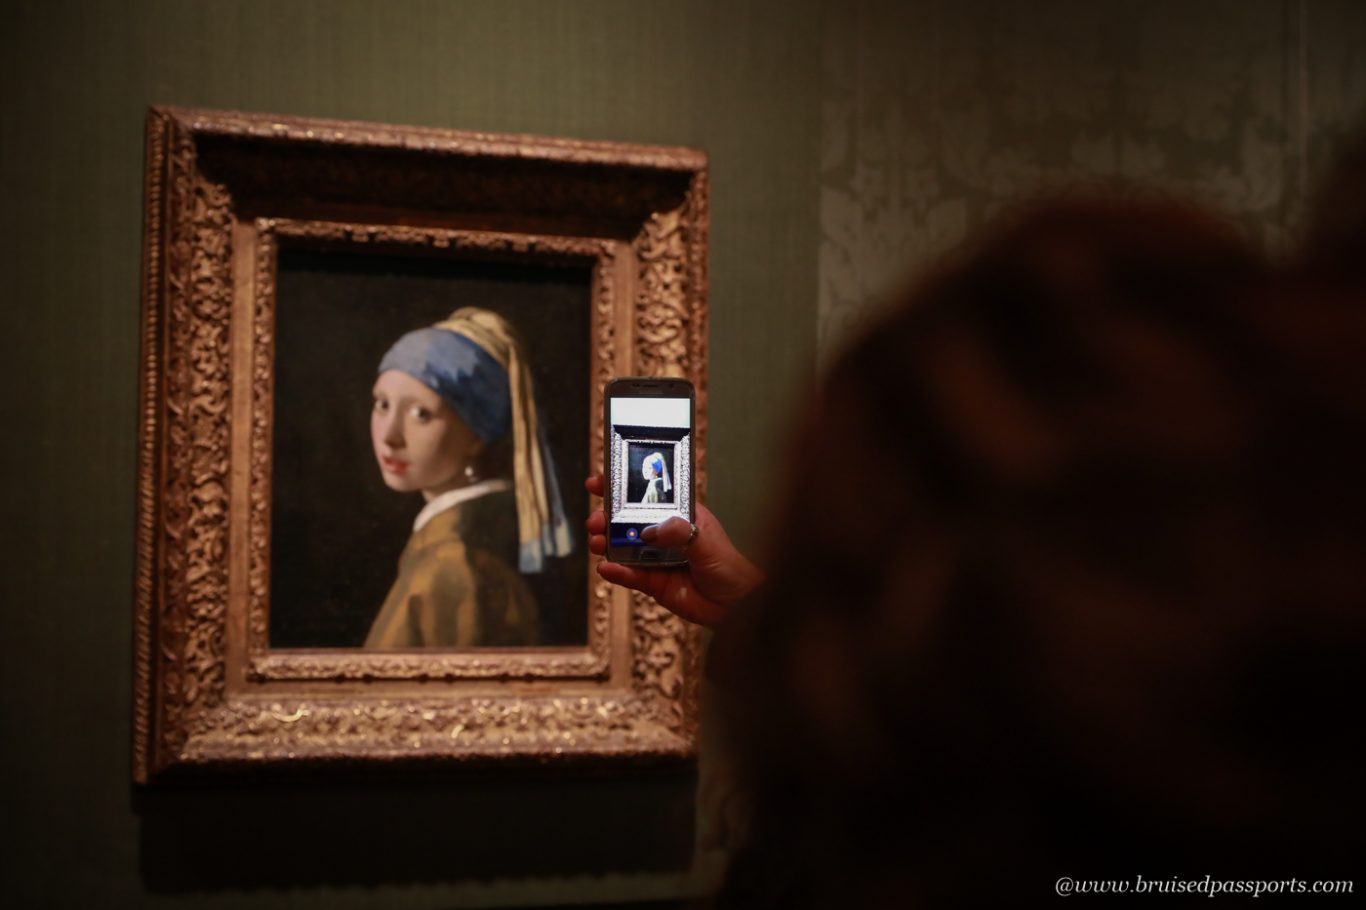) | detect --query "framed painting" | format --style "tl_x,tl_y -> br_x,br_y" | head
132,107 -> 708,782
609,428 -> 692,524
